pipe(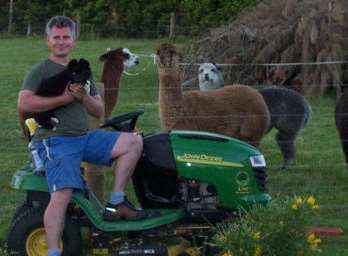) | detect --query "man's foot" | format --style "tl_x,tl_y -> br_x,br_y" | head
103,199 -> 146,221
